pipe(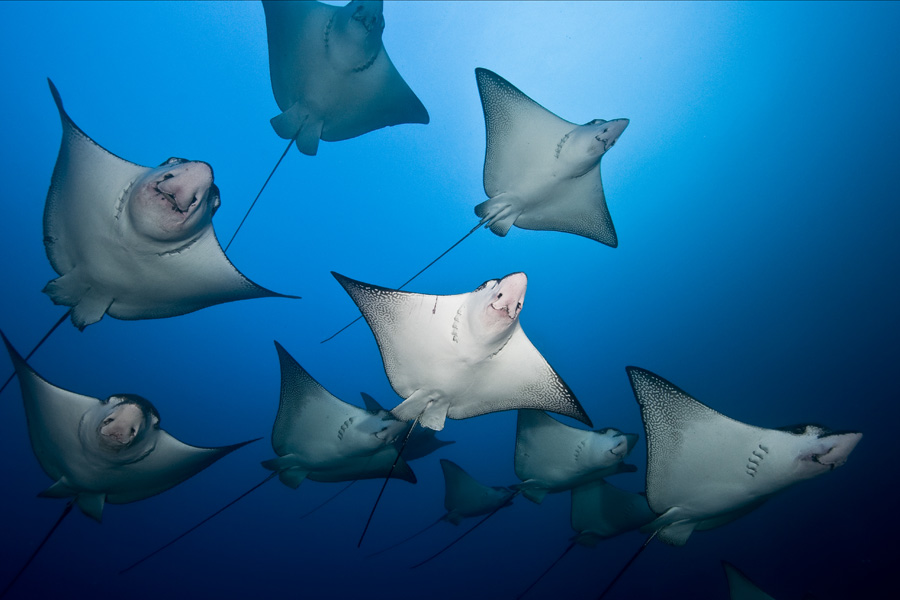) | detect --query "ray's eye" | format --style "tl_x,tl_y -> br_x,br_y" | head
497,293 -> 503,299
162,173 -> 174,180
102,417 -> 113,425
